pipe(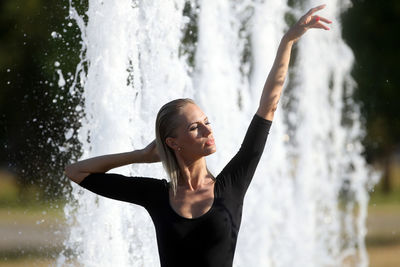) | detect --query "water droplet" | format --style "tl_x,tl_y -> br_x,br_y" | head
346,143 -> 354,152
56,69 -> 66,87
283,134 -> 290,142
65,128 -> 74,140
324,216 -> 332,224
